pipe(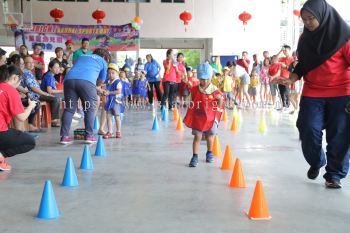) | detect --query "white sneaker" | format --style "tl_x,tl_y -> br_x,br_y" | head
282,107 -> 291,113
